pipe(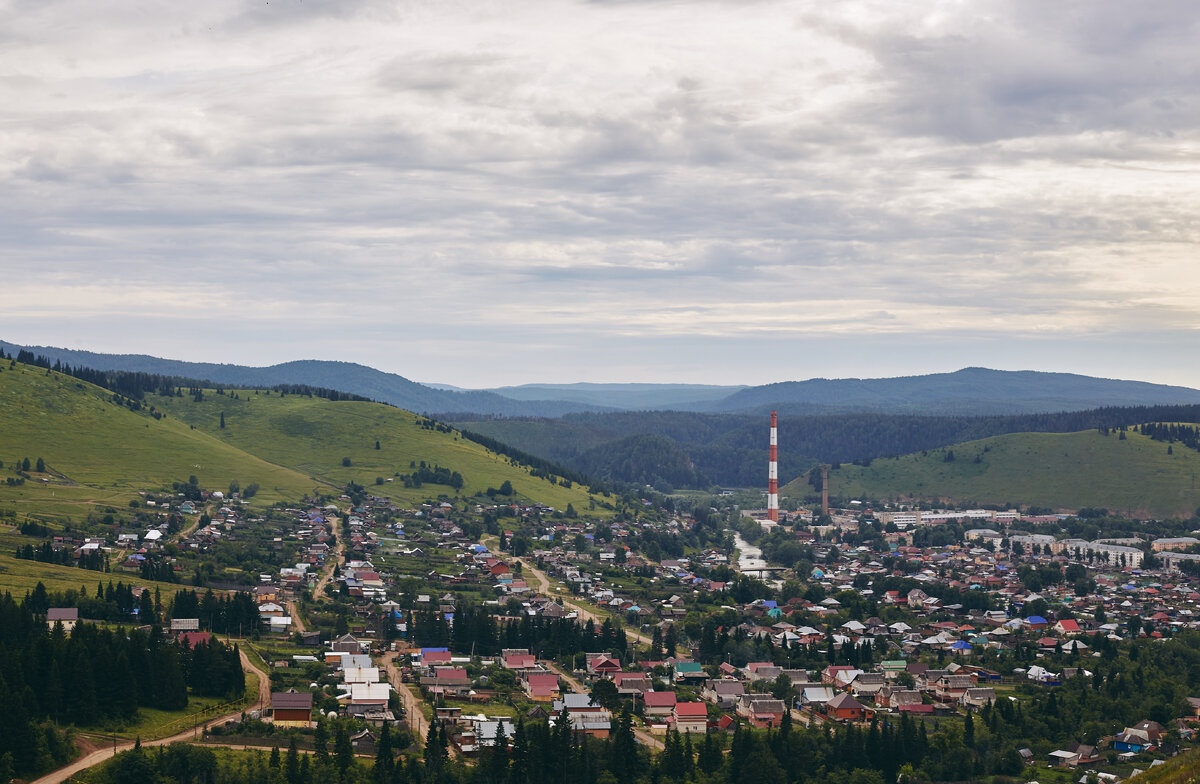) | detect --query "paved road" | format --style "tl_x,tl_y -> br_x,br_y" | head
32,645 -> 271,784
